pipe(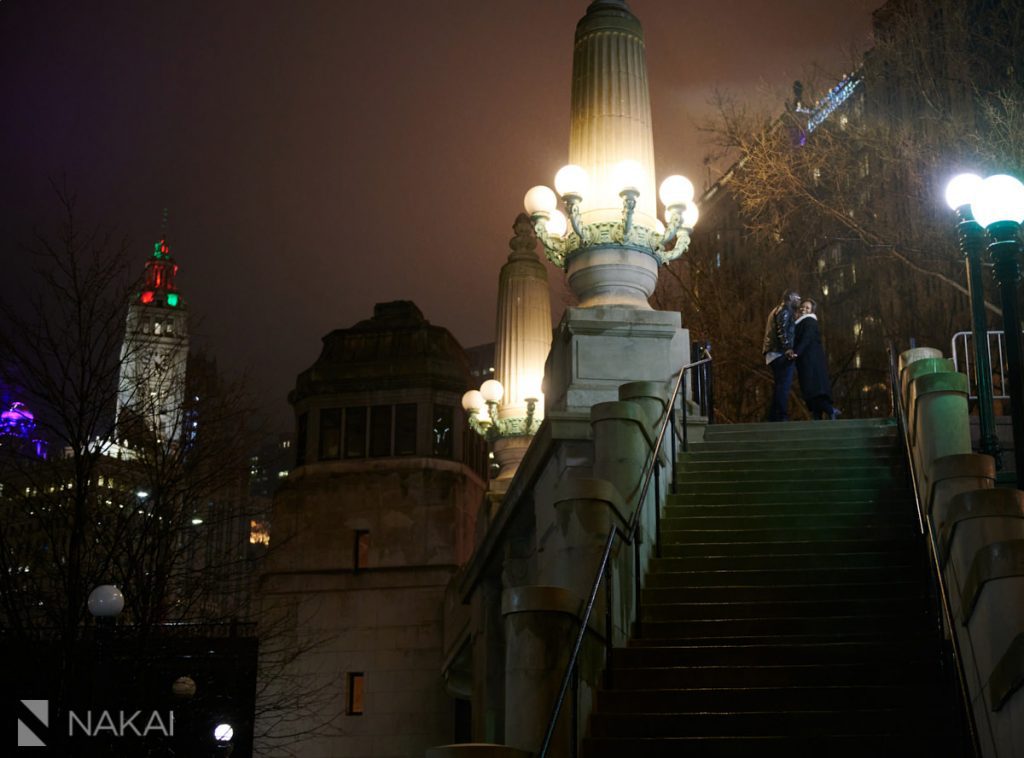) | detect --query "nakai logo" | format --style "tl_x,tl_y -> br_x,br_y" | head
17,699 -> 48,747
